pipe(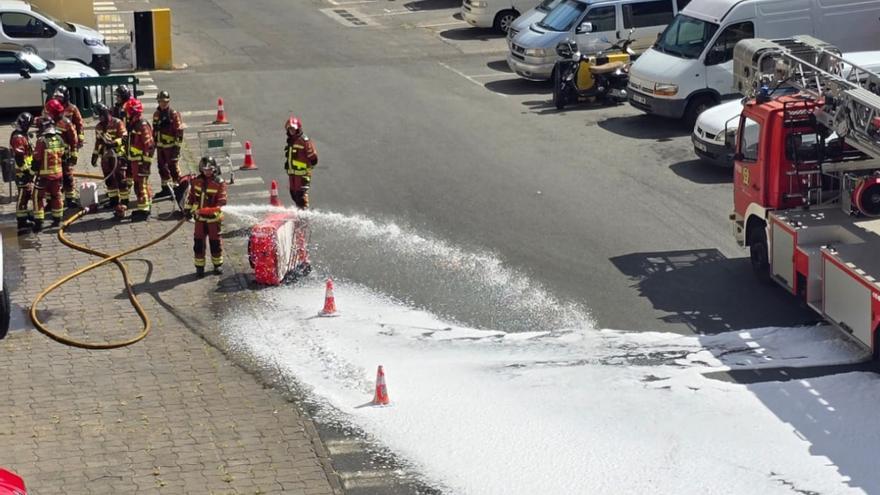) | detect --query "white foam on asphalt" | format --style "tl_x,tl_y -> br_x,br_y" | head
222,207 -> 877,495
